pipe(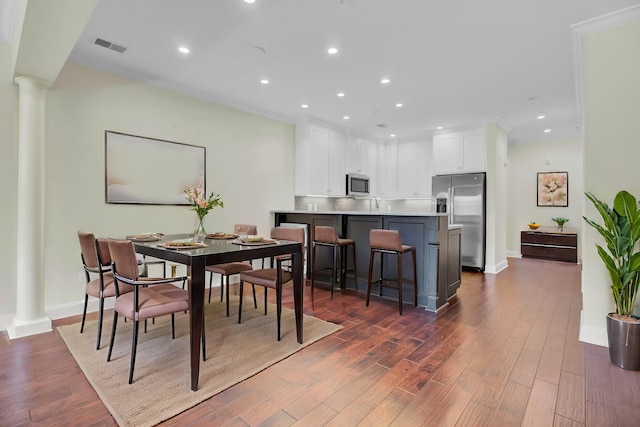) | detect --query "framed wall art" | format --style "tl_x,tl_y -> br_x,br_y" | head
537,171 -> 568,207
105,131 -> 206,205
